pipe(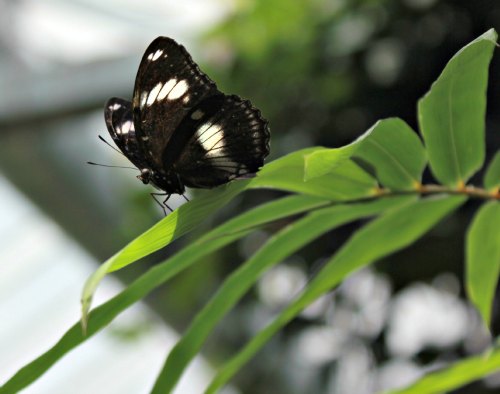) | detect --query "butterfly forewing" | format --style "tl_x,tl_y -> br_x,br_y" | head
132,37 -> 218,170
105,97 -> 149,171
